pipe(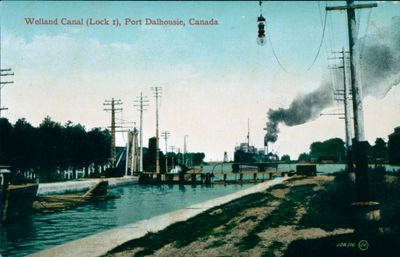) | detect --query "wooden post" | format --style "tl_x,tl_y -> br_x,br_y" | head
191,173 -> 196,184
